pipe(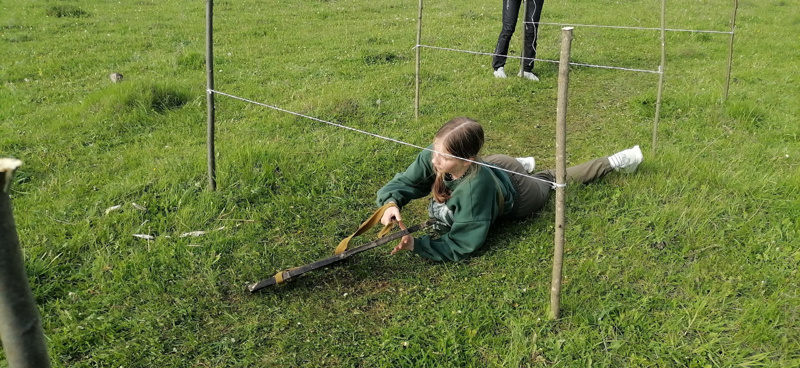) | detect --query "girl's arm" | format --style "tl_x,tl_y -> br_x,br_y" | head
376,147 -> 436,208
412,175 -> 500,262
412,219 -> 491,262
